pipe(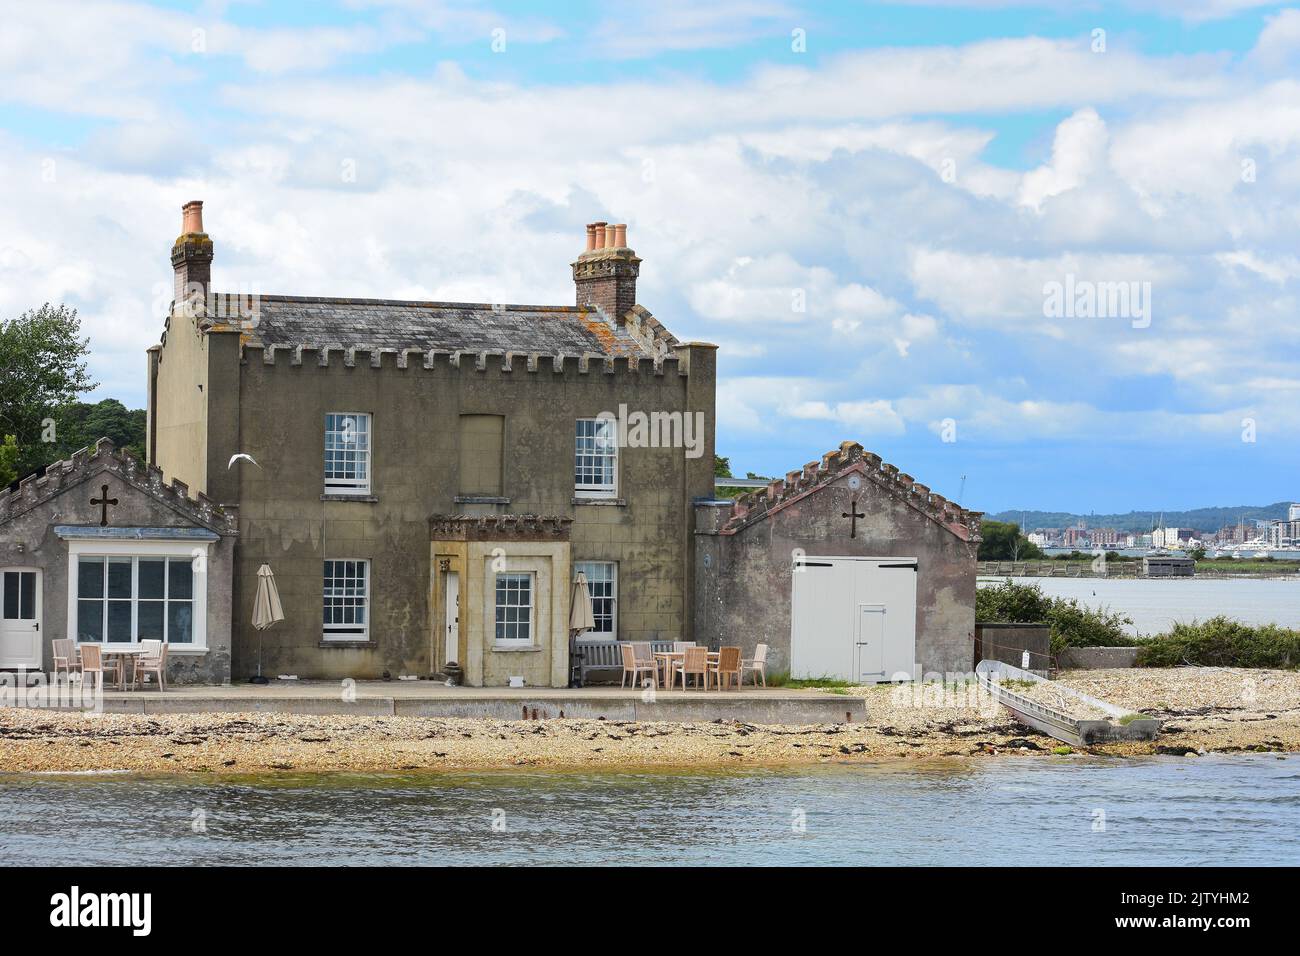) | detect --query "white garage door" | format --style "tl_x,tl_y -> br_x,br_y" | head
790,556 -> 917,683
